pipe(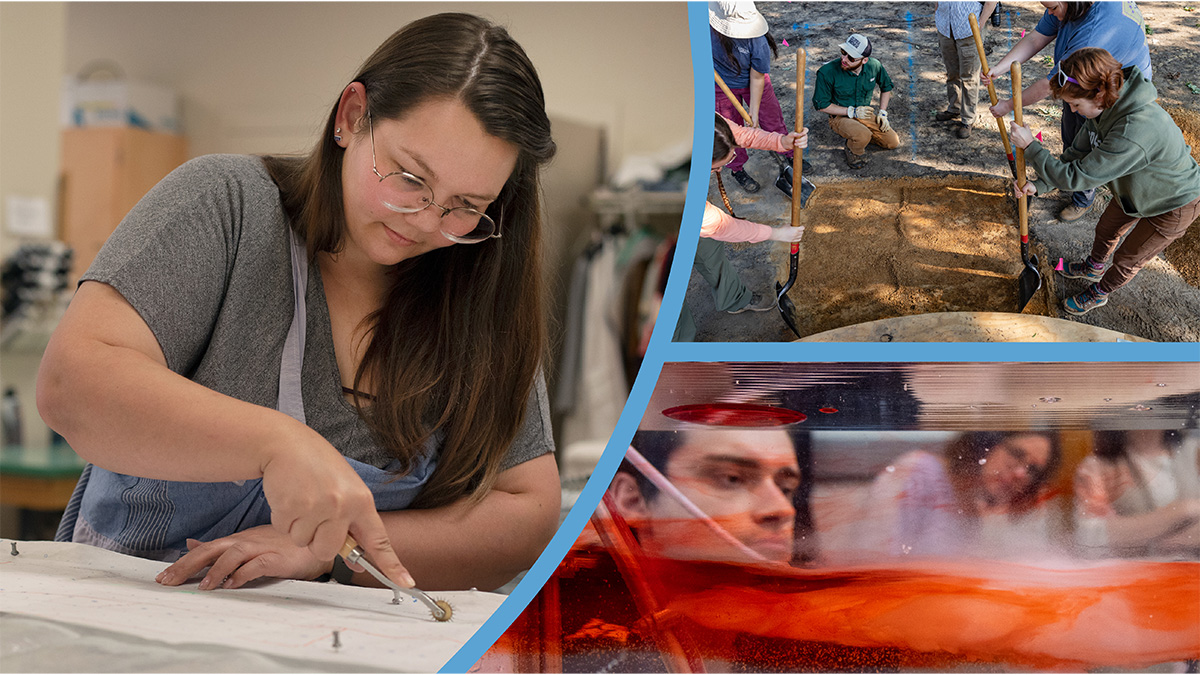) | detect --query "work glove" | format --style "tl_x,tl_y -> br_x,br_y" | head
847,106 -> 875,123
877,109 -> 892,132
